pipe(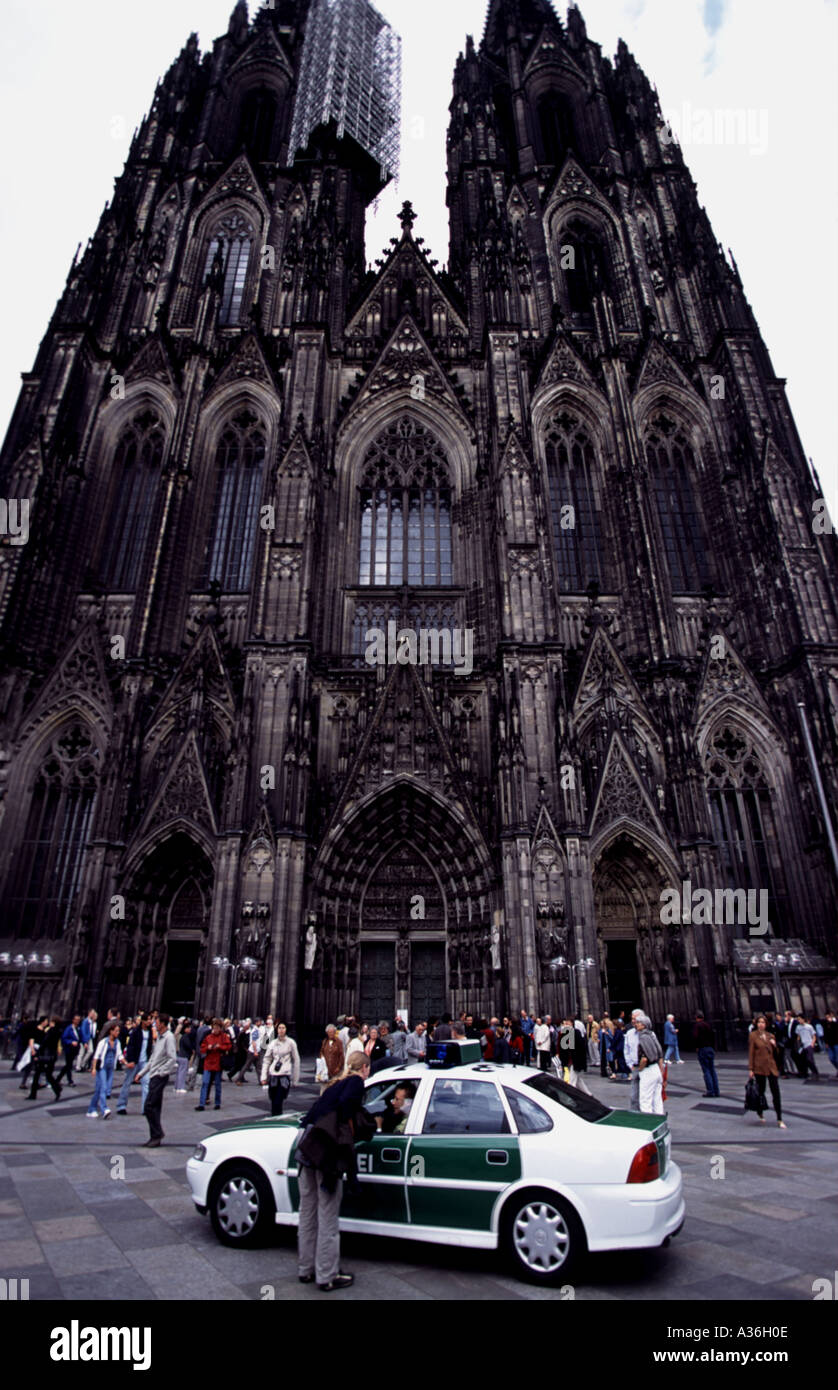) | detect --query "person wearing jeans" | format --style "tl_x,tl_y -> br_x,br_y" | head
664,1014 -> 683,1063
116,1015 -> 151,1114
195,1019 -> 231,1111
87,1024 -> 123,1117
692,1012 -> 720,1097
823,1012 -> 838,1075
